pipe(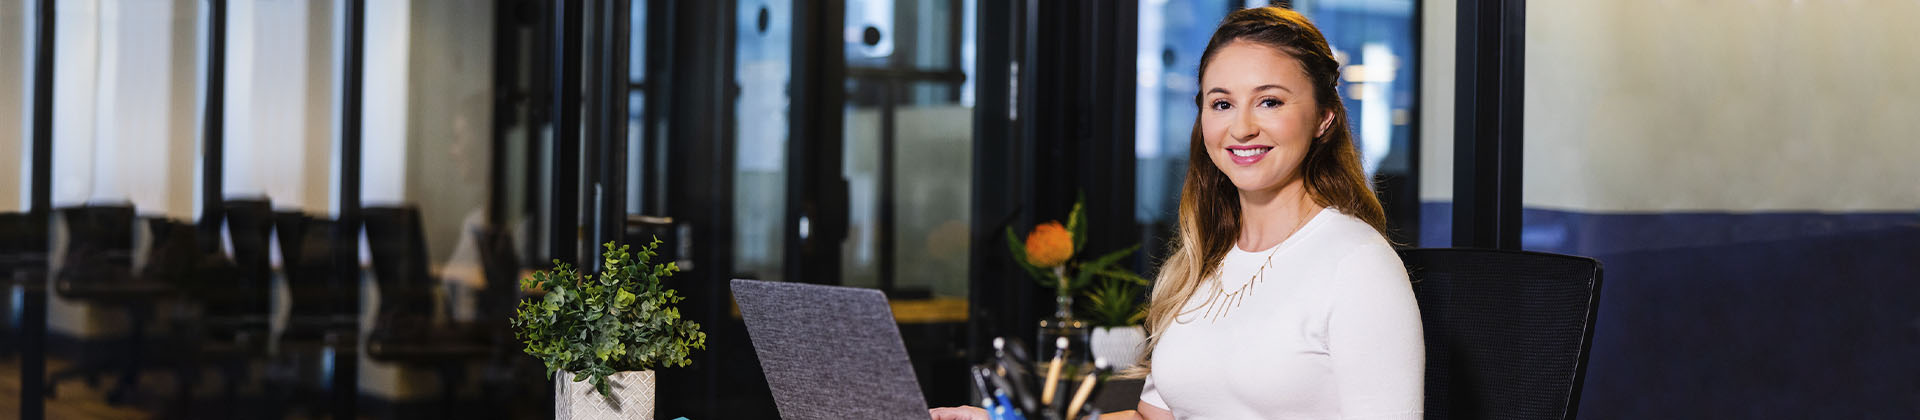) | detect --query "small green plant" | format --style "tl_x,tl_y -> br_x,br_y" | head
1083,275 -> 1149,327
512,238 -> 706,397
